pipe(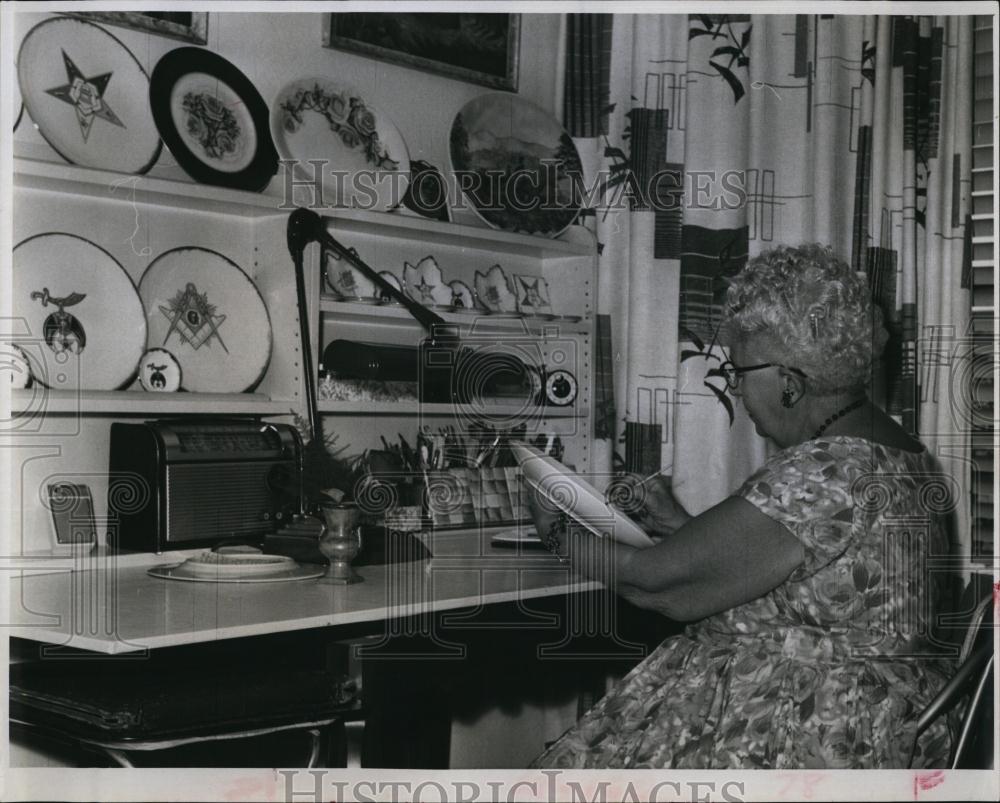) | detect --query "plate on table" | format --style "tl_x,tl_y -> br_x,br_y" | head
148,552 -> 325,583
150,47 -> 278,192
12,233 -> 146,391
511,441 -> 654,549
449,93 -> 583,237
271,77 -> 409,211
17,17 -> 161,173
138,247 -> 272,393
